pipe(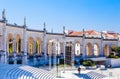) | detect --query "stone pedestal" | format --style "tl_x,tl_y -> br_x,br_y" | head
49,55 -> 52,70
23,53 -> 27,65
14,53 -> 17,64
33,56 -> 37,66
1,52 -> 7,64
